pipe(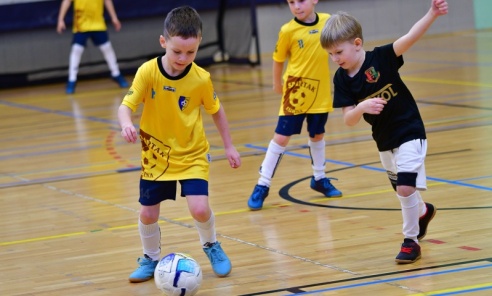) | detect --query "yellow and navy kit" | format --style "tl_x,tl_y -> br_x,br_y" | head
72,0 -> 106,33
122,56 -> 221,181
273,13 -> 333,115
